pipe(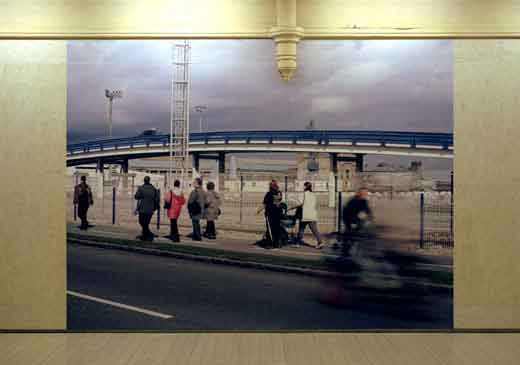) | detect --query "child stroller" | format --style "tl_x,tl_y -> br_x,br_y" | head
256,202 -> 298,248
279,202 -> 299,246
